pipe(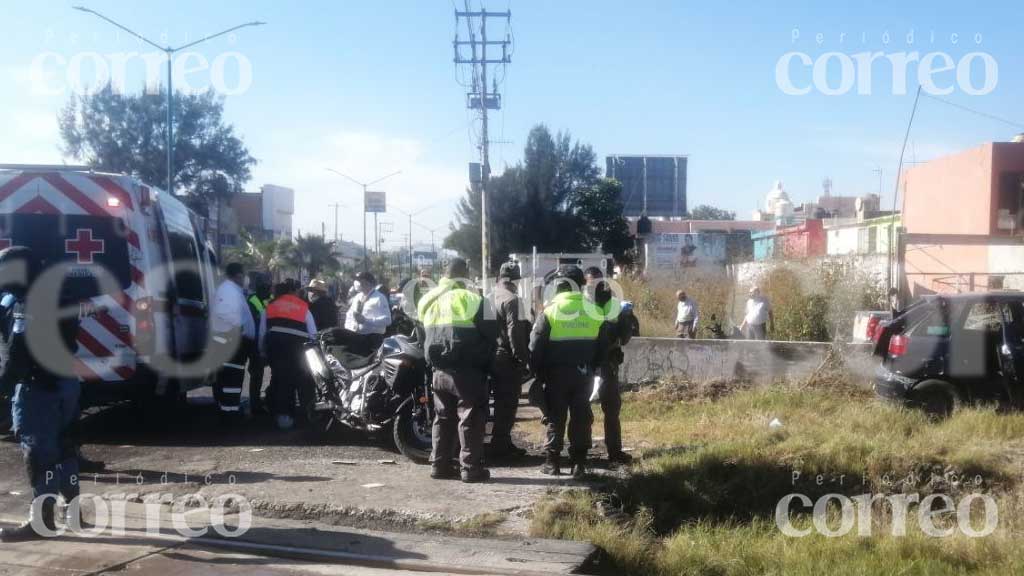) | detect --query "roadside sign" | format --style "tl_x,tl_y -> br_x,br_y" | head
365,191 -> 386,213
